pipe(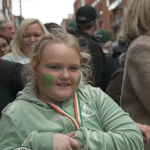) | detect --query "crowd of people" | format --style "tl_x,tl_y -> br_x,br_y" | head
0,0 -> 150,149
